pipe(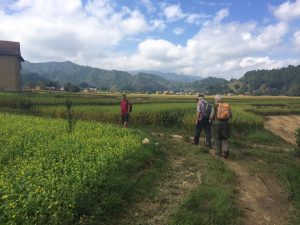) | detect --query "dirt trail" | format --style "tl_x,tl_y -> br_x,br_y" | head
114,134 -> 202,225
114,133 -> 293,225
224,159 -> 292,225
209,148 -> 293,225
264,115 -> 300,145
